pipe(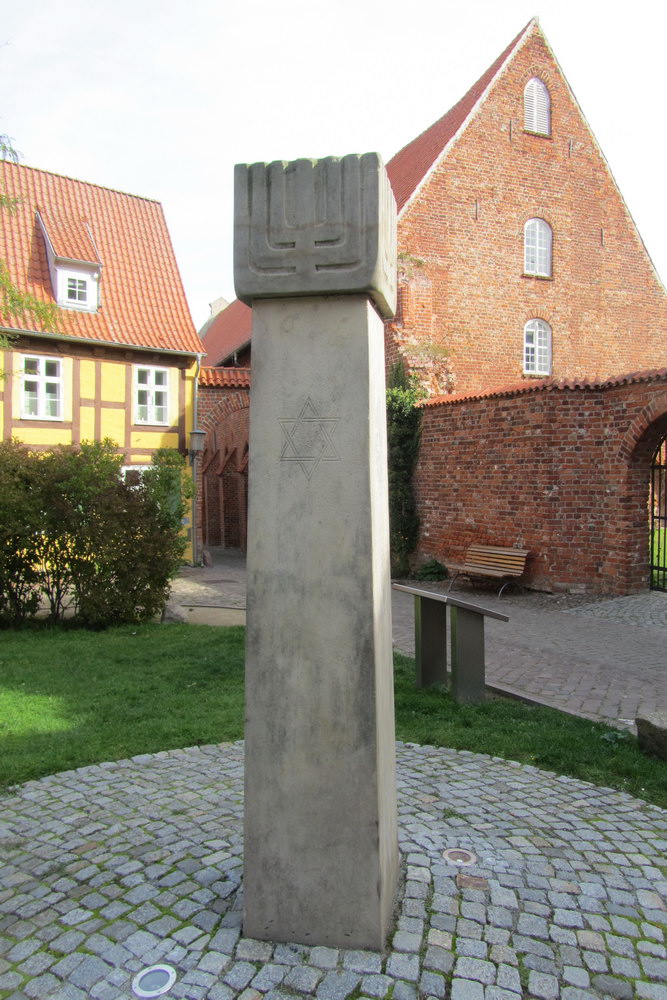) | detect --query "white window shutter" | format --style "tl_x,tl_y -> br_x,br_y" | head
524,78 -> 551,136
